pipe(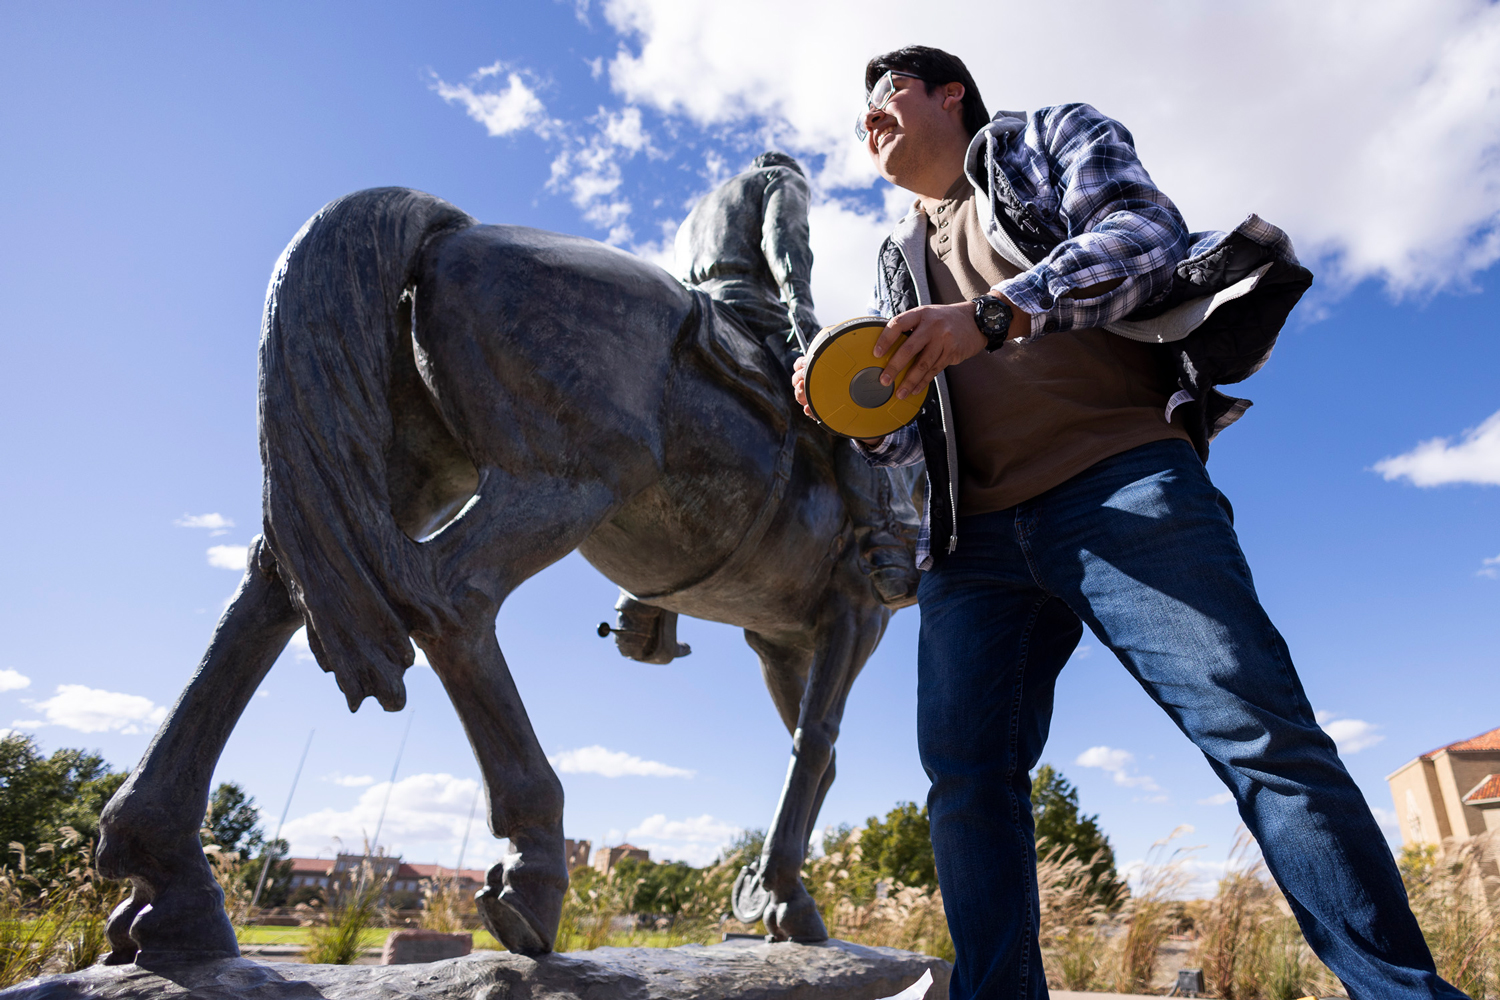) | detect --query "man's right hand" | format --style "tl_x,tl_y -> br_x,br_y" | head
791,354 -> 886,446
